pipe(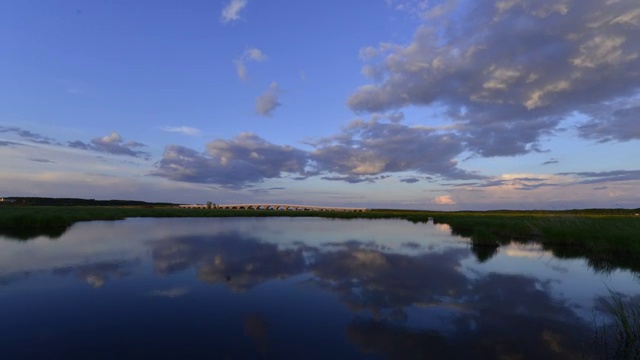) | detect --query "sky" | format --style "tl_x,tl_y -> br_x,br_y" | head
1,0 -> 639,210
